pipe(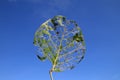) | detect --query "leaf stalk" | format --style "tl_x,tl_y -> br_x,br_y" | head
49,69 -> 54,80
